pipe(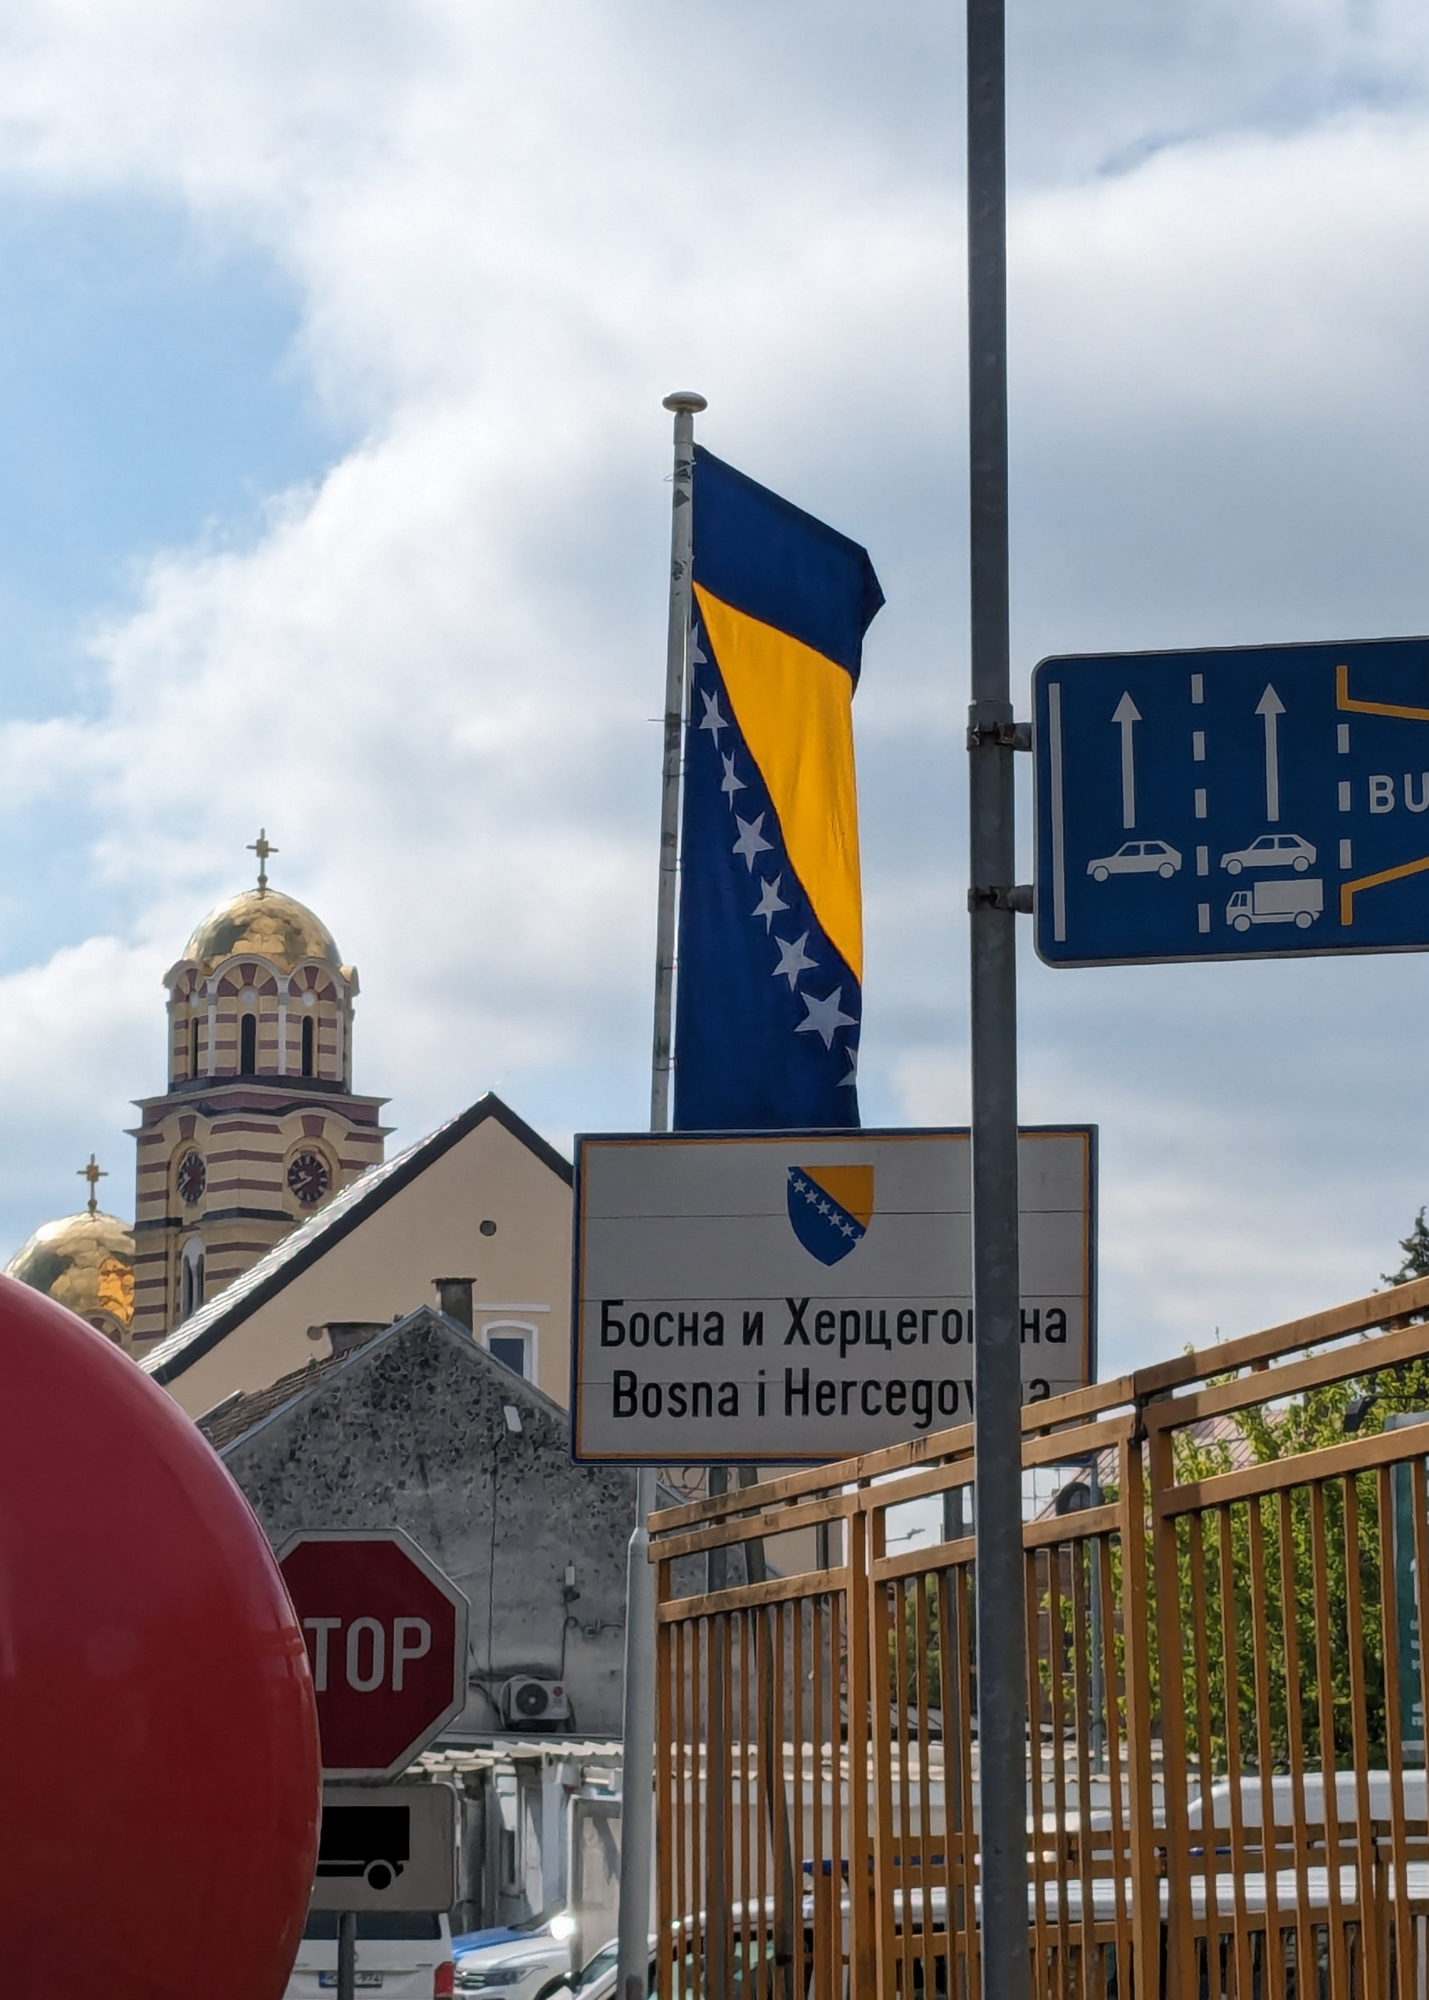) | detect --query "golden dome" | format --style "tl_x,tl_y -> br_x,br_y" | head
6,1209 -> 136,1340
183,888 -> 343,977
